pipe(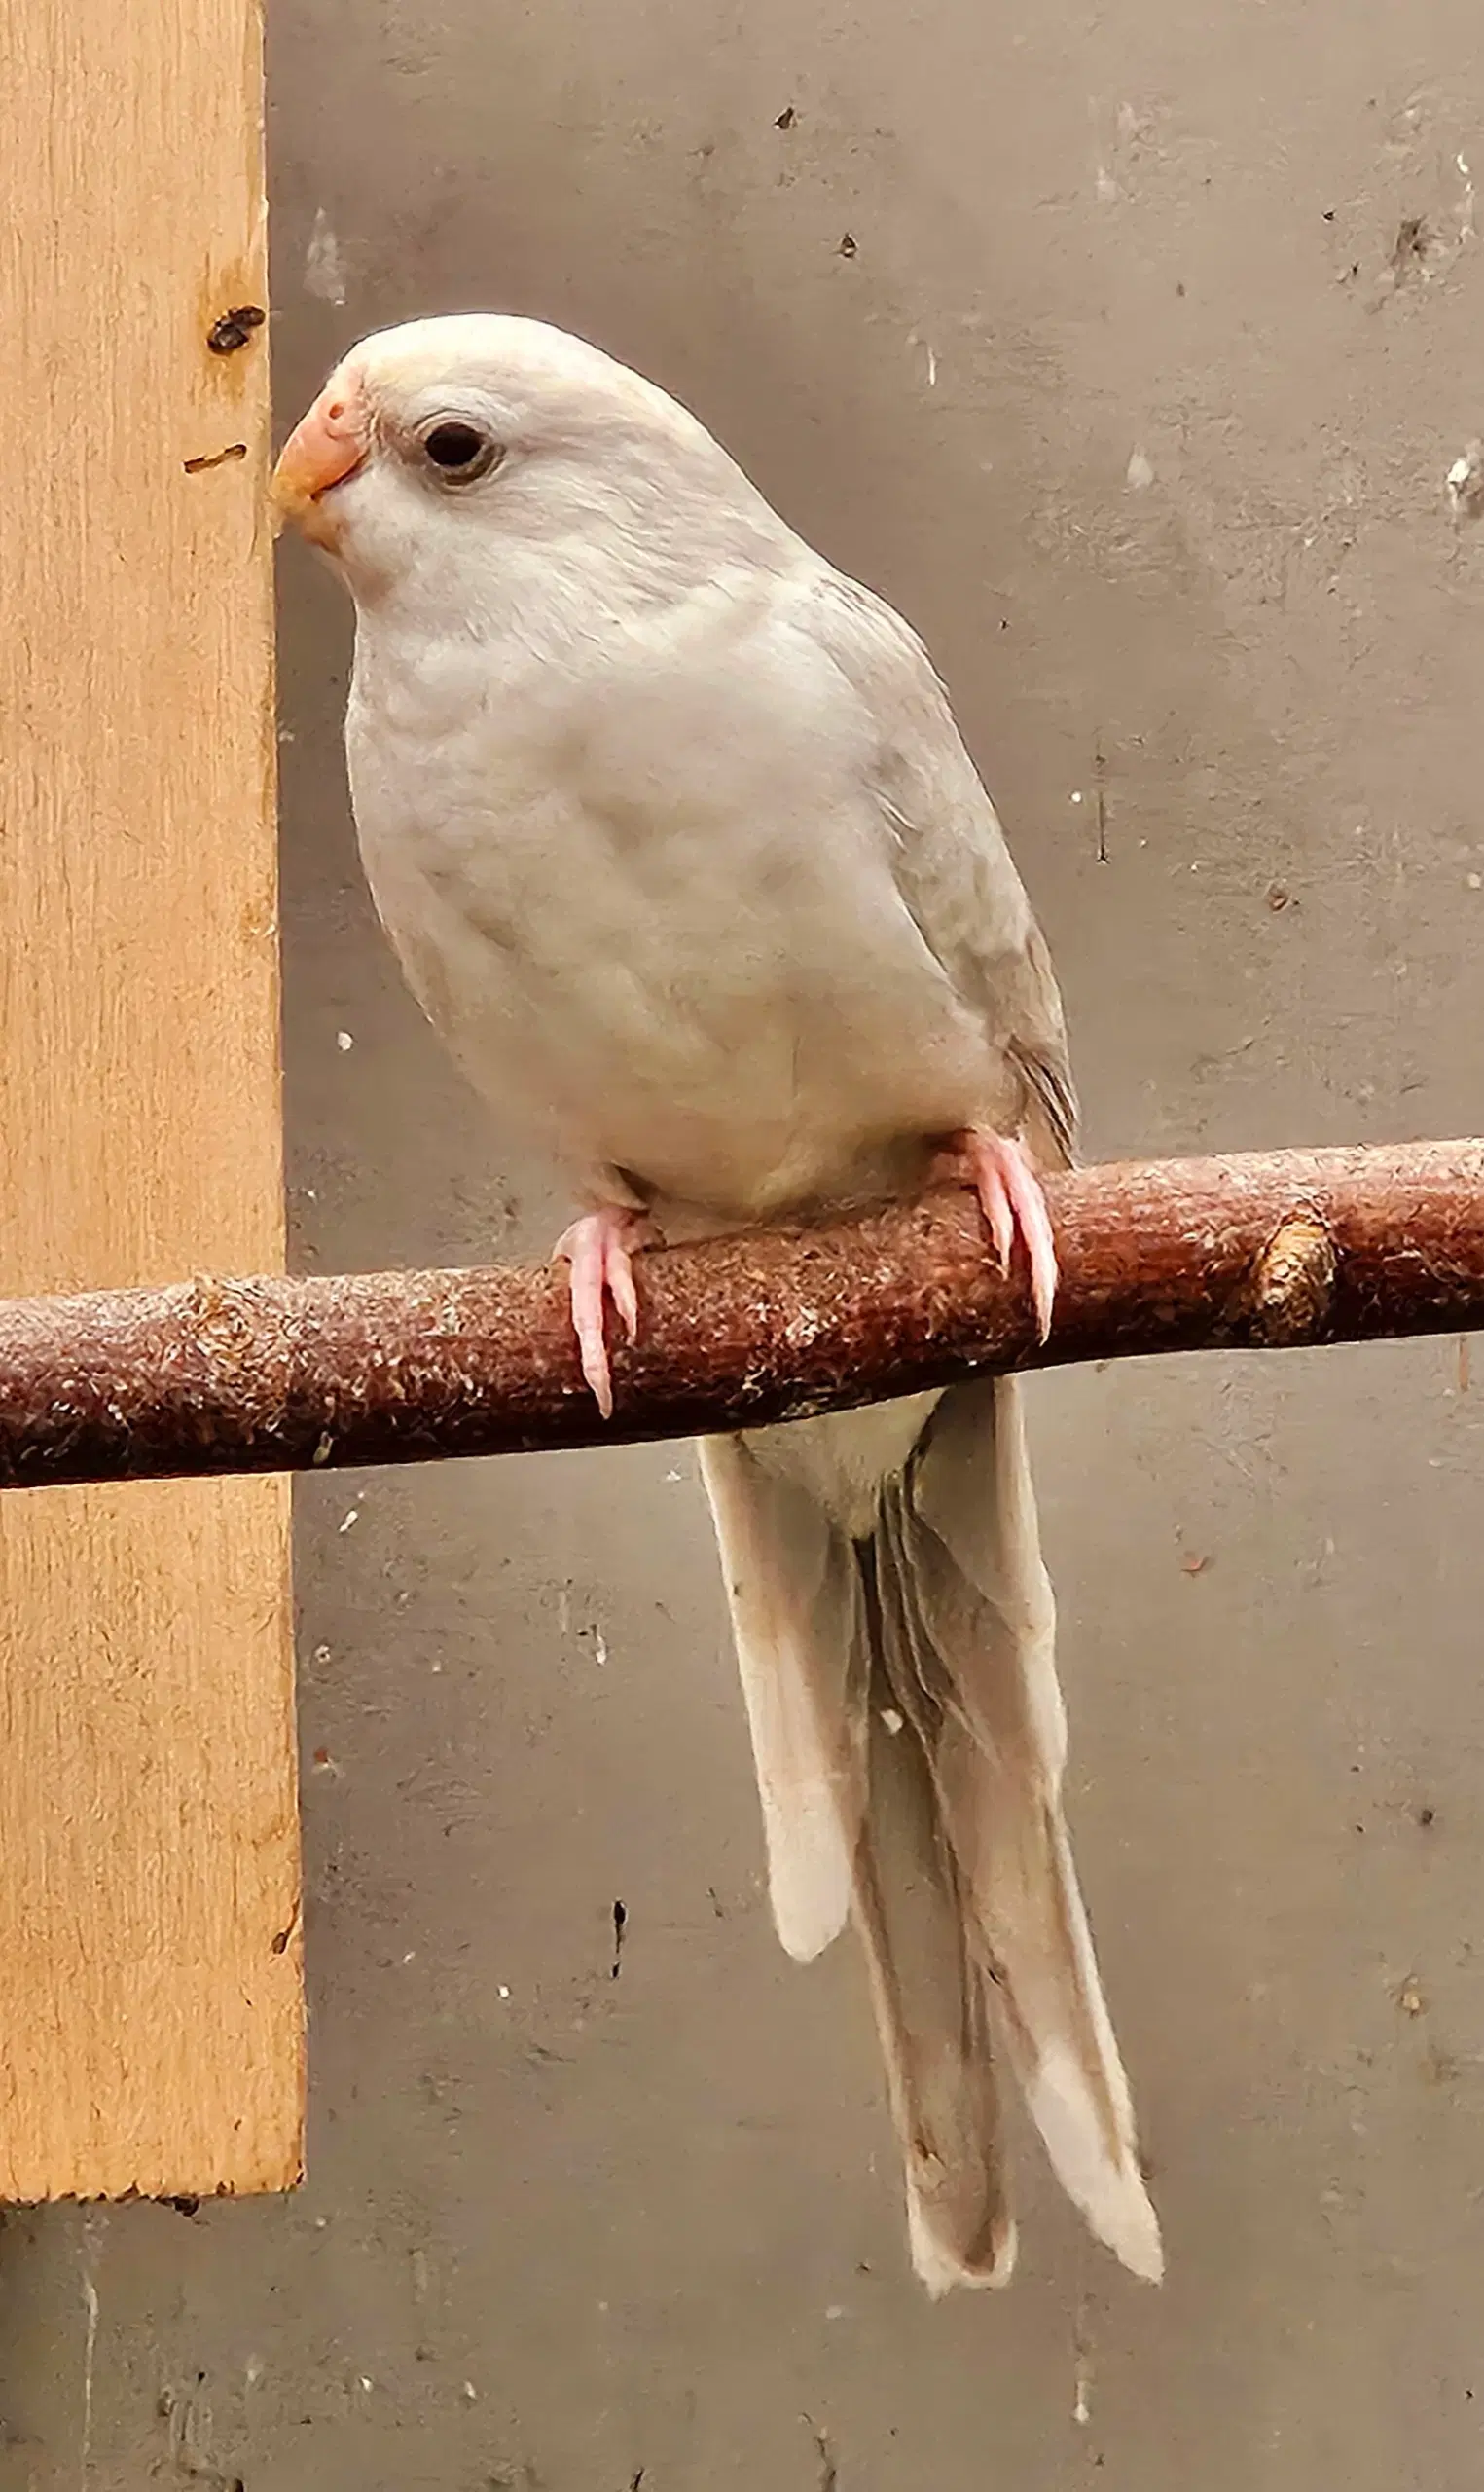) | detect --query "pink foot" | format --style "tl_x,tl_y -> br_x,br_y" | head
933,1129 -> 1059,1340
553,1205 -> 658,1418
